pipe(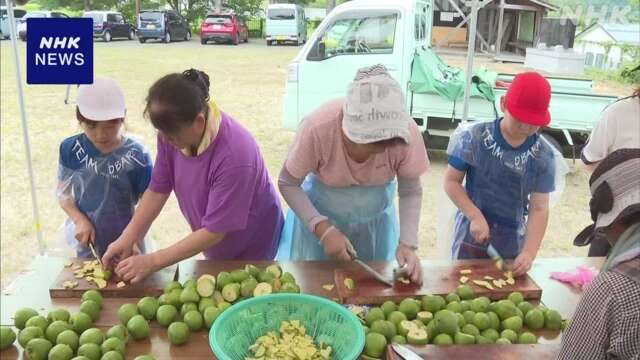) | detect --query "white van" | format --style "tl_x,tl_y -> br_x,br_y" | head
265,3 -> 307,46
